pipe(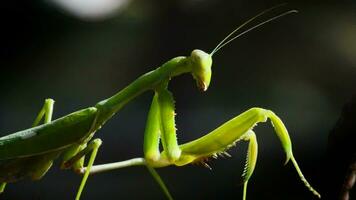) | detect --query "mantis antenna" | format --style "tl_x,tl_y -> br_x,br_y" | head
210,7 -> 298,56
